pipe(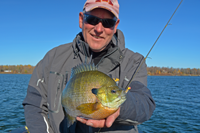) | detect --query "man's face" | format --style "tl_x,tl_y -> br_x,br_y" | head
79,8 -> 119,52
